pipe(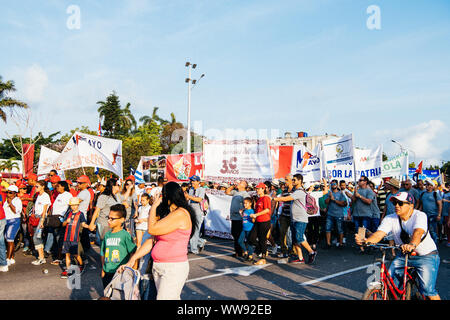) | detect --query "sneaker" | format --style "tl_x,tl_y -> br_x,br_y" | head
253,258 -> 267,265
271,246 -> 278,255
199,241 -> 206,253
22,247 -> 29,252
31,259 -> 46,265
60,270 -> 68,279
289,258 -> 305,264
44,251 -> 50,259
307,251 -> 317,264
6,259 -> 10,266
51,260 -> 62,266
7,259 -> 15,266
0,265 -> 8,272
79,264 -> 85,274
23,249 -> 33,256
